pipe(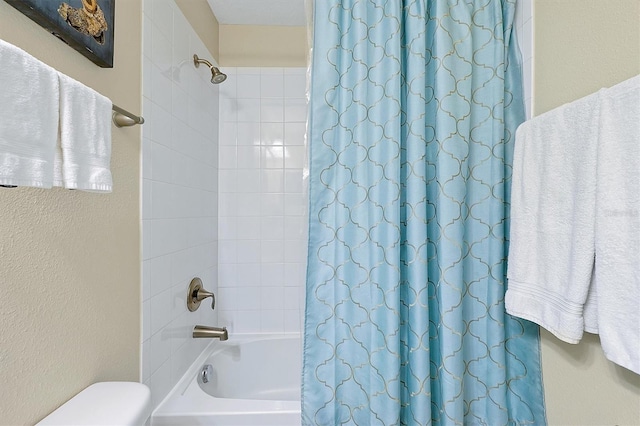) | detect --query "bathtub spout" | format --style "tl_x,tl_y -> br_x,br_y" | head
193,325 -> 228,340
